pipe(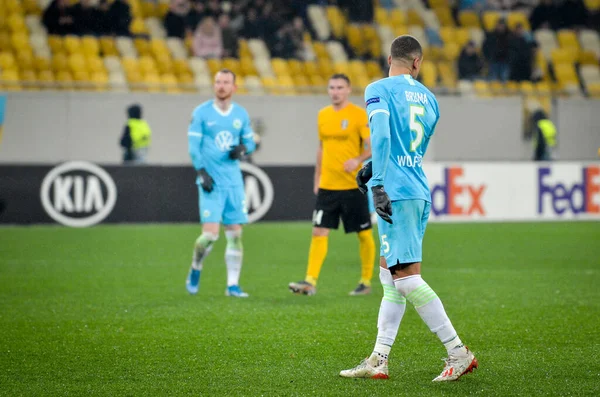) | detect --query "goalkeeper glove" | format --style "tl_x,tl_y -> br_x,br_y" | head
229,144 -> 247,160
197,168 -> 214,193
372,185 -> 393,224
356,162 -> 372,194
